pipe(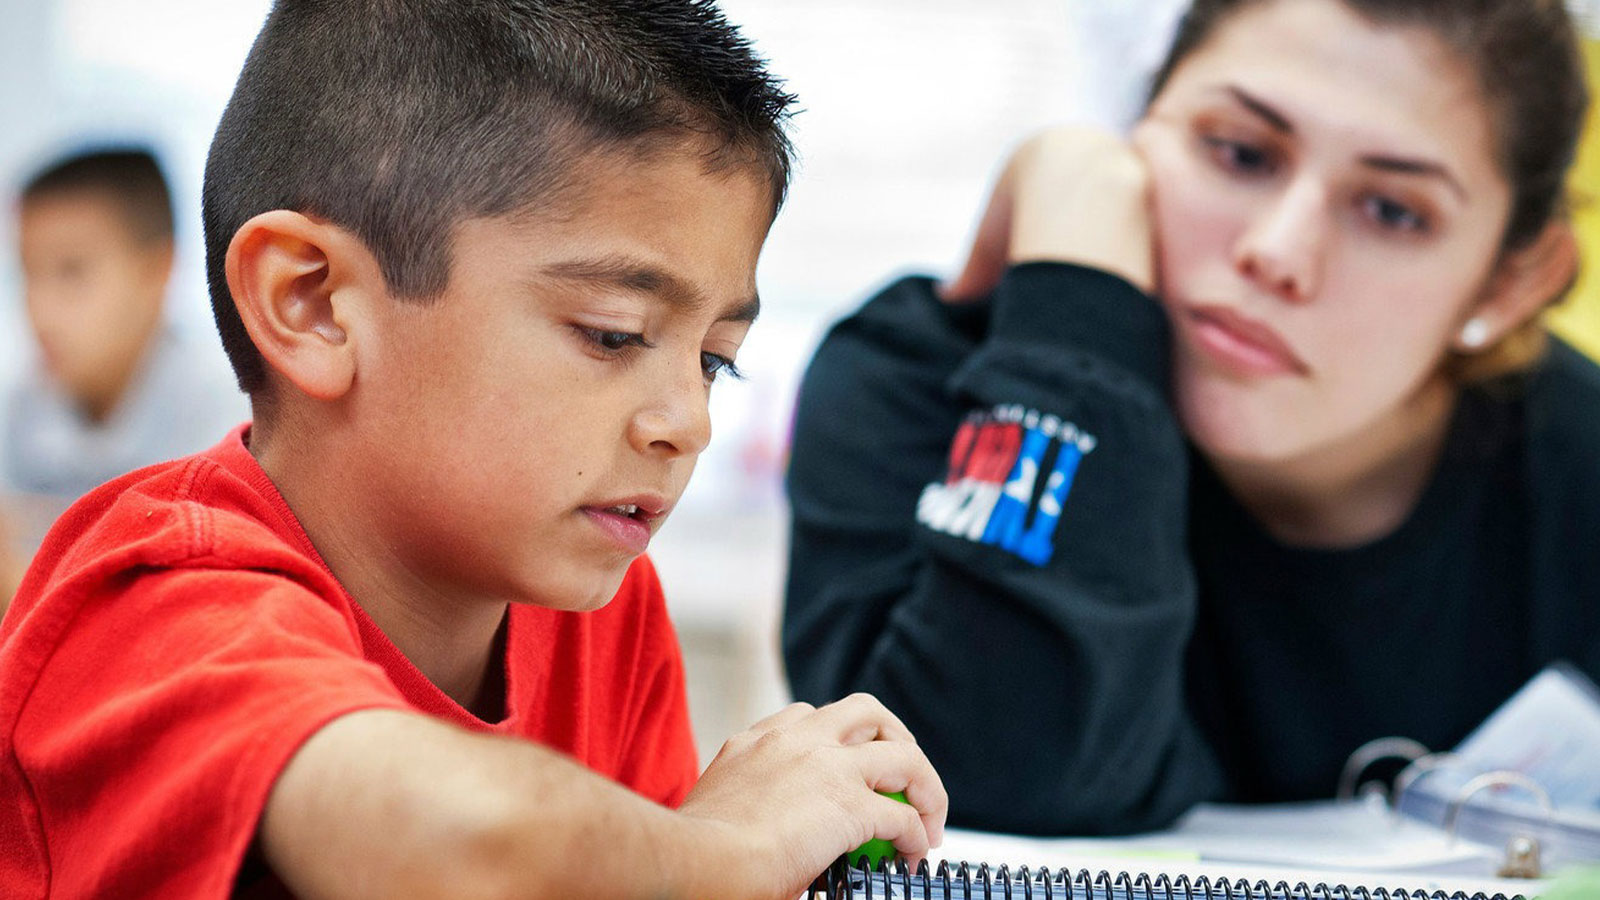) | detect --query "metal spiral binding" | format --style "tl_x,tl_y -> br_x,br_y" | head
807,859 -> 1531,900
